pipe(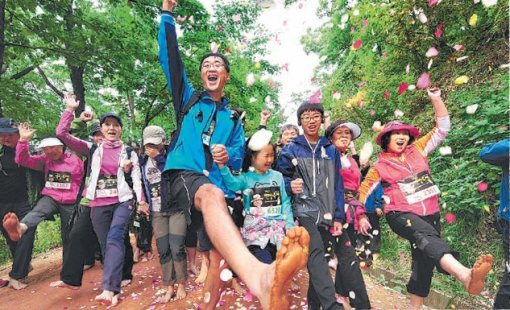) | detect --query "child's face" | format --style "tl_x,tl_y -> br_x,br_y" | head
252,144 -> 274,174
